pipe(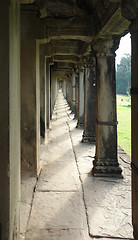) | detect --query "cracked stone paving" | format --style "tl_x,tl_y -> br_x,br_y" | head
20,91 -> 133,240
